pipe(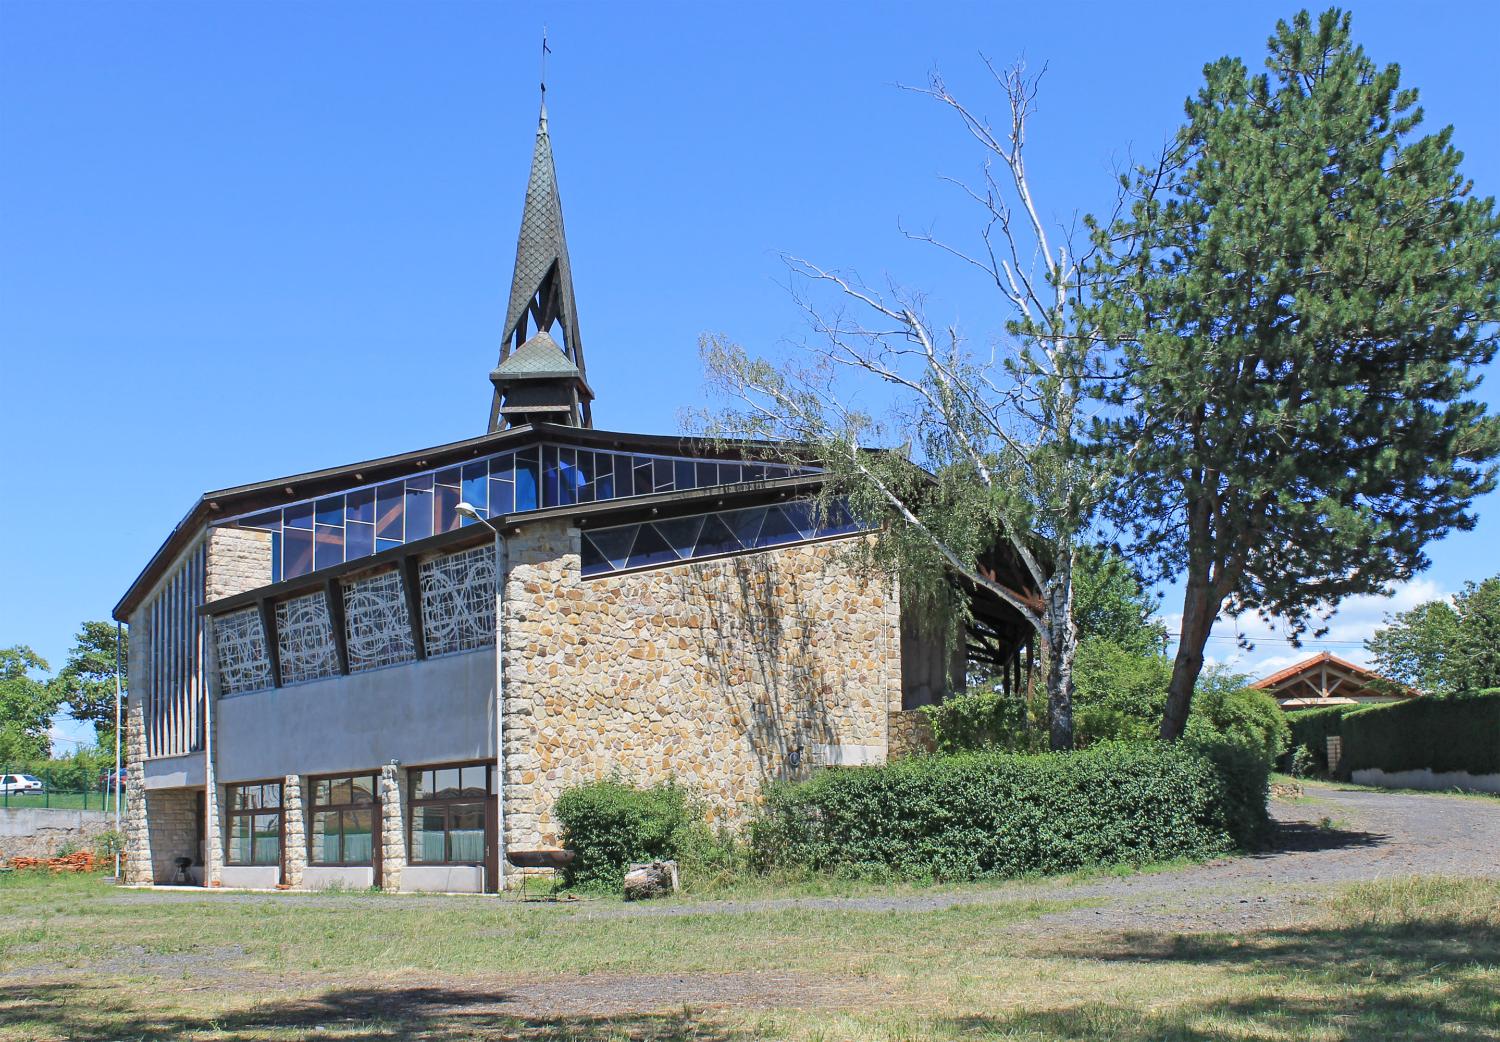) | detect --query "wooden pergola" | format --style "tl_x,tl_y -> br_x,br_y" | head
1250,652 -> 1416,709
